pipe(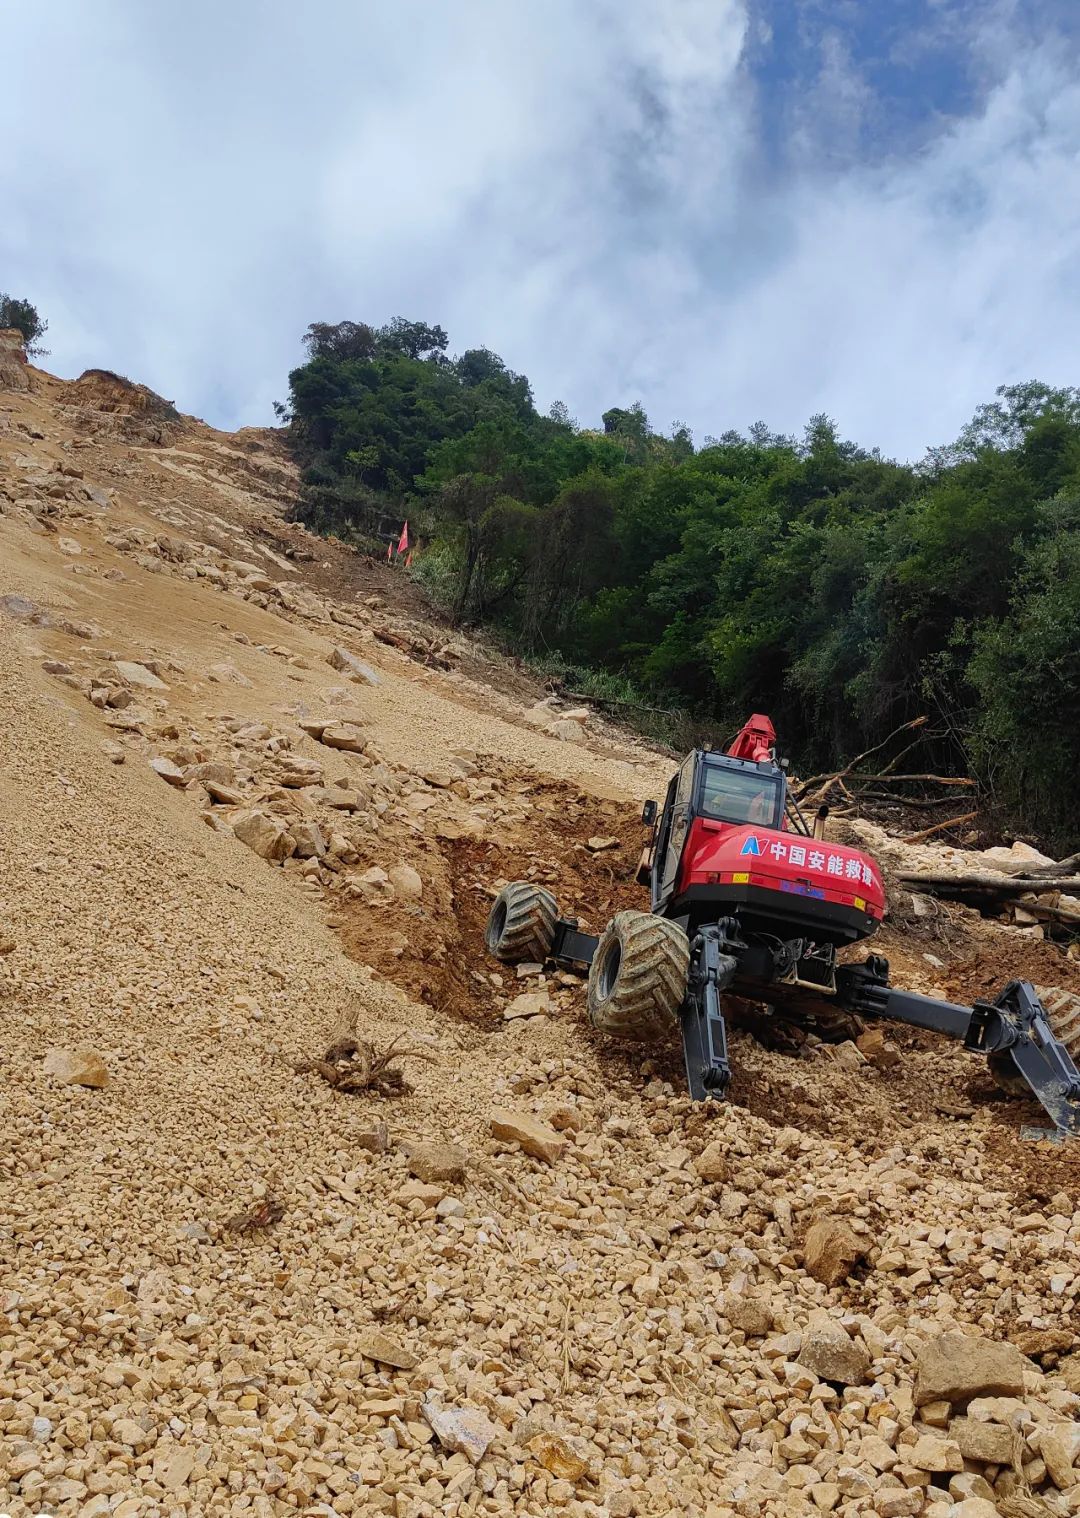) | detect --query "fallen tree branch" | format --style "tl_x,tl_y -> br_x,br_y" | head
844,773 -> 976,788
564,690 -> 679,717
901,811 -> 978,844
1015,850 -> 1080,879
897,871 -> 1080,897
795,716 -> 929,803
